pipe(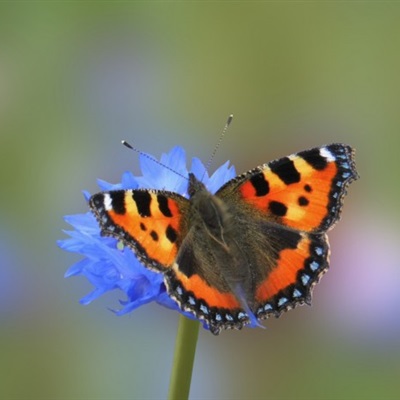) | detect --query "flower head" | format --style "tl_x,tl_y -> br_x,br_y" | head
58,146 -> 236,322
